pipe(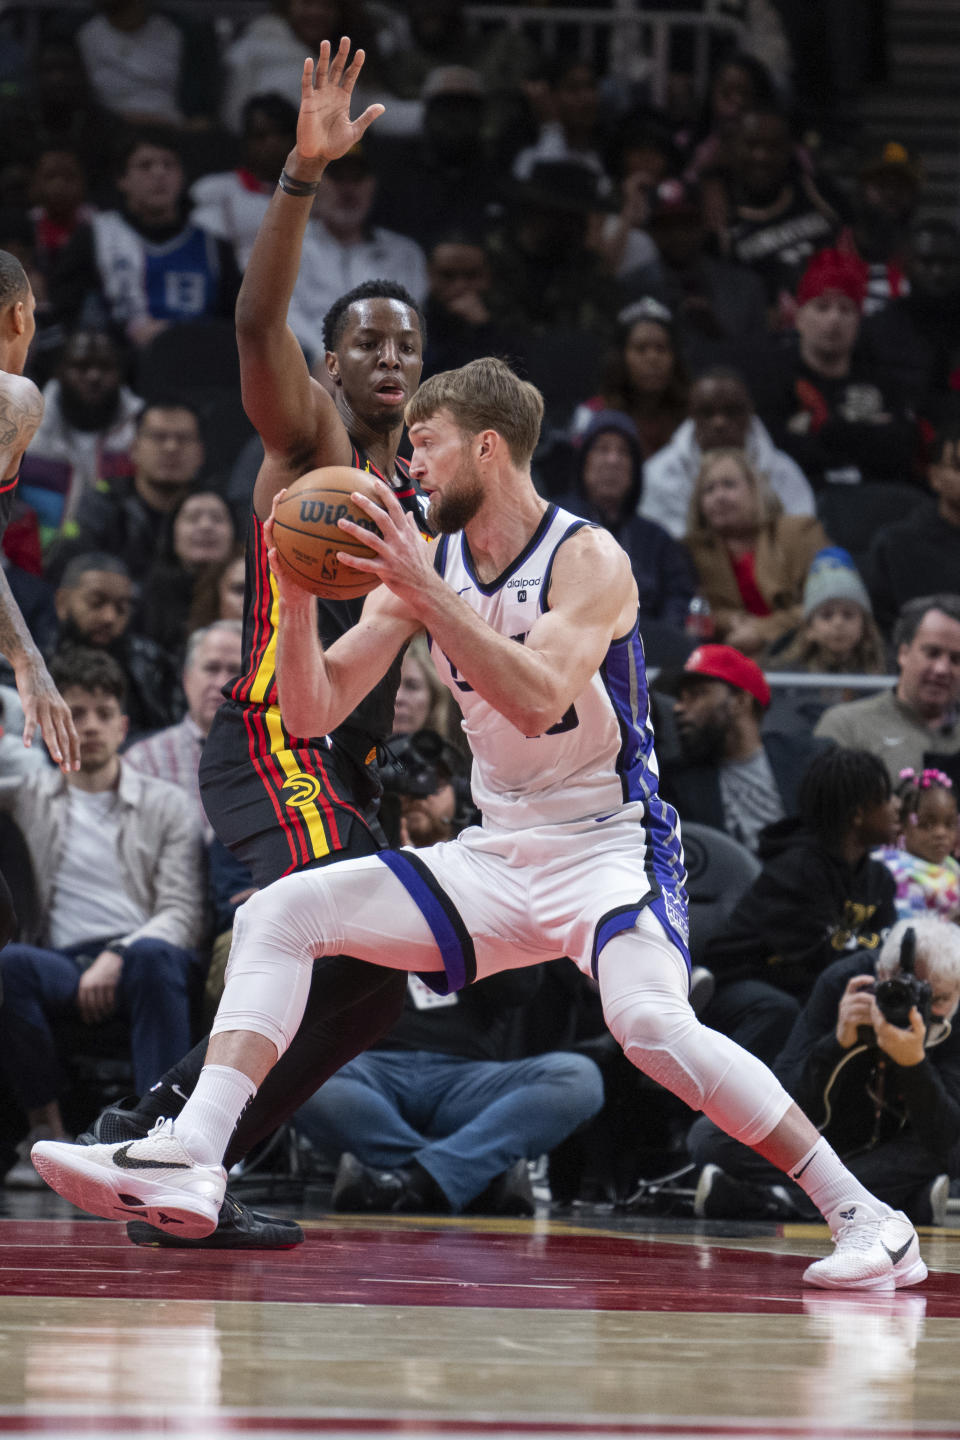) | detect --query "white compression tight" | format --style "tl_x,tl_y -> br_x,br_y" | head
599,914 -> 793,1148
